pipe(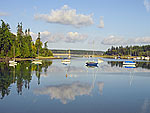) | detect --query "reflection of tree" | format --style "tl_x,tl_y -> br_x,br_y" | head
0,60 -> 52,99
136,62 -> 150,70
107,61 -> 123,68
